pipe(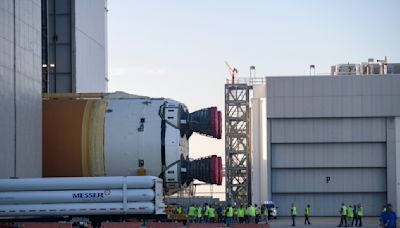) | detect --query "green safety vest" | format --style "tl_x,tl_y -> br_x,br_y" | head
291,206 -> 297,216
305,207 -> 310,216
222,208 -> 226,216
347,207 -> 353,218
250,206 -> 256,216
197,207 -> 202,217
264,208 -> 269,216
188,206 -> 196,216
357,207 -> 363,216
204,206 -> 209,216
256,207 -> 260,215
341,206 -> 347,216
244,207 -> 248,215
234,208 -> 238,215
238,208 -> 245,218
208,207 -> 215,218
177,207 -> 182,214
226,207 -> 233,217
